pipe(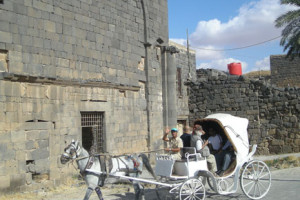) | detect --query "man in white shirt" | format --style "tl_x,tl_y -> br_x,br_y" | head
204,128 -> 223,155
